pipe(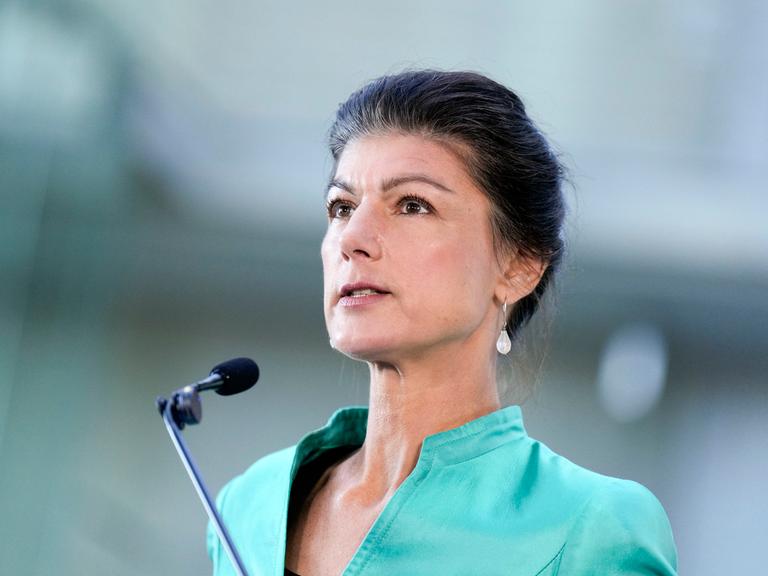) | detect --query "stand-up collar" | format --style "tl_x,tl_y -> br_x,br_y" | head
293,405 -> 527,471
